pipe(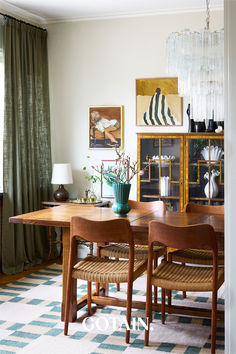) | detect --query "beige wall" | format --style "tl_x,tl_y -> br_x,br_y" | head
225,0 -> 236,352
47,11 -> 223,199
